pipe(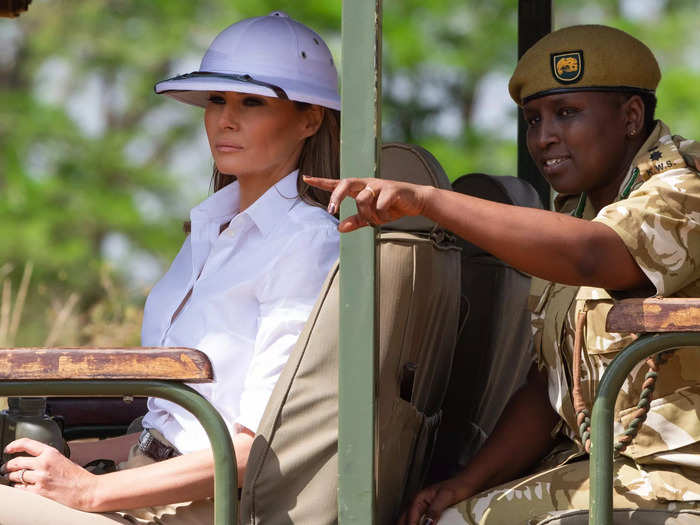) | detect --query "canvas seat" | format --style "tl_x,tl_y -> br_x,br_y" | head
239,143 -> 462,525
427,173 -> 543,483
